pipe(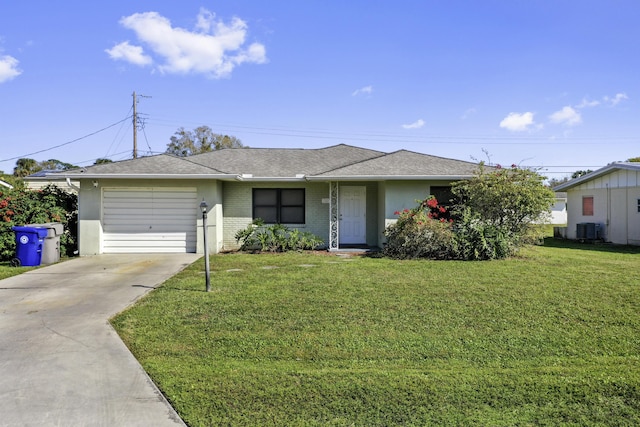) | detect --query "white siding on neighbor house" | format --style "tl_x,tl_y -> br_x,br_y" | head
102,187 -> 198,253
25,179 -> 79,193
548,198 -> 567,225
